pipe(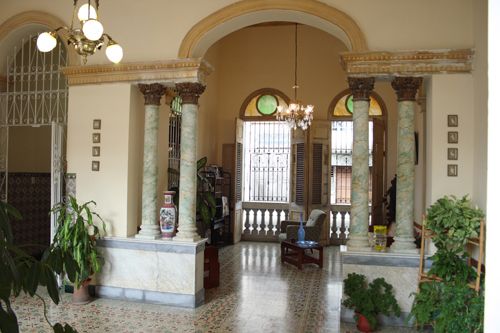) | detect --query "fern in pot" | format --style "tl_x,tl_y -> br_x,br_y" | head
48,196 -> 106,304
